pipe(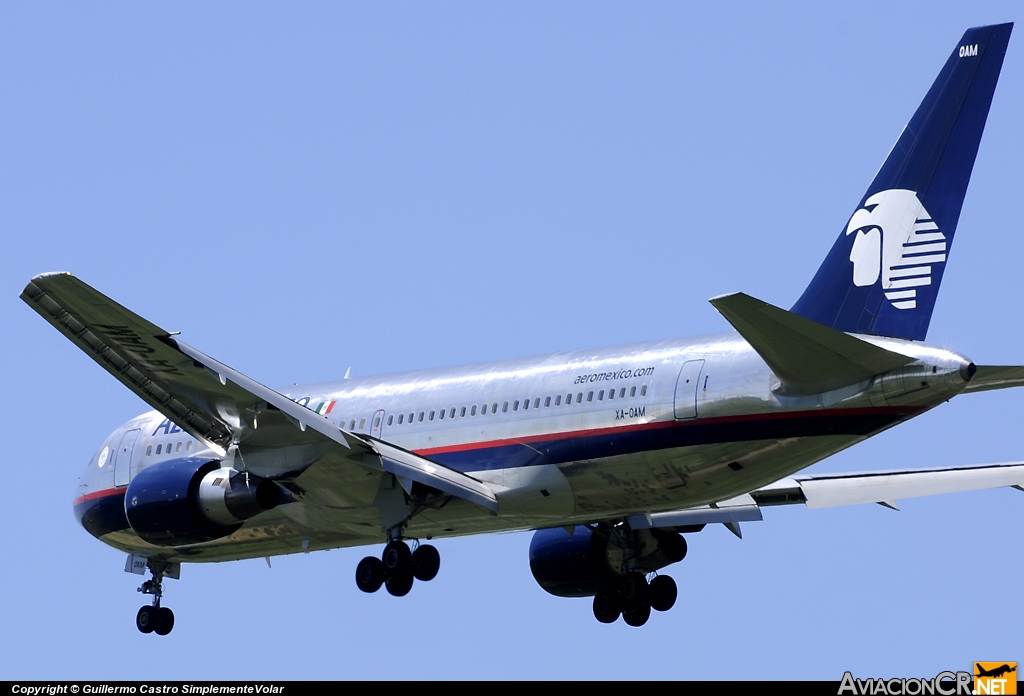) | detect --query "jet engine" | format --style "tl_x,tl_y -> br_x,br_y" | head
529,525 -> 687,597
124,457 -> 280,546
